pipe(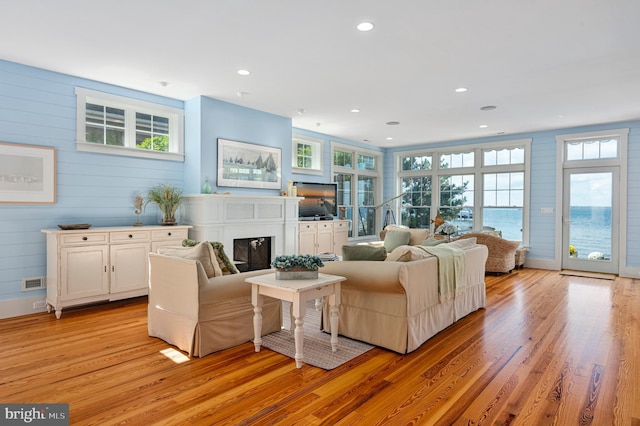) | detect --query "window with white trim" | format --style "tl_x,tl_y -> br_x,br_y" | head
396,140 -> 531,244
75,88 -> 184,161
332,143 -> 381,238
292,134 -> 323,175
